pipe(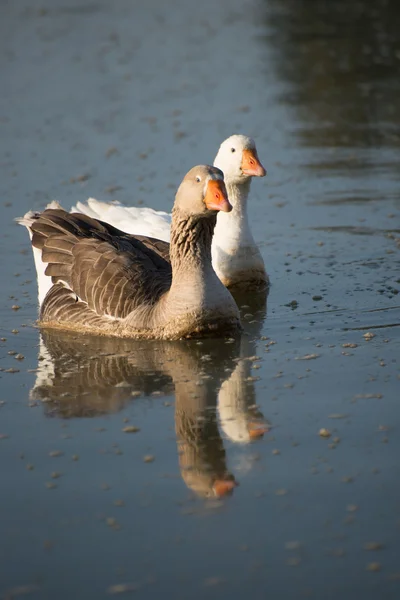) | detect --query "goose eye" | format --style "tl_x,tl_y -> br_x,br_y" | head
196,176 -> 201,182
231,148 -> 236,153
